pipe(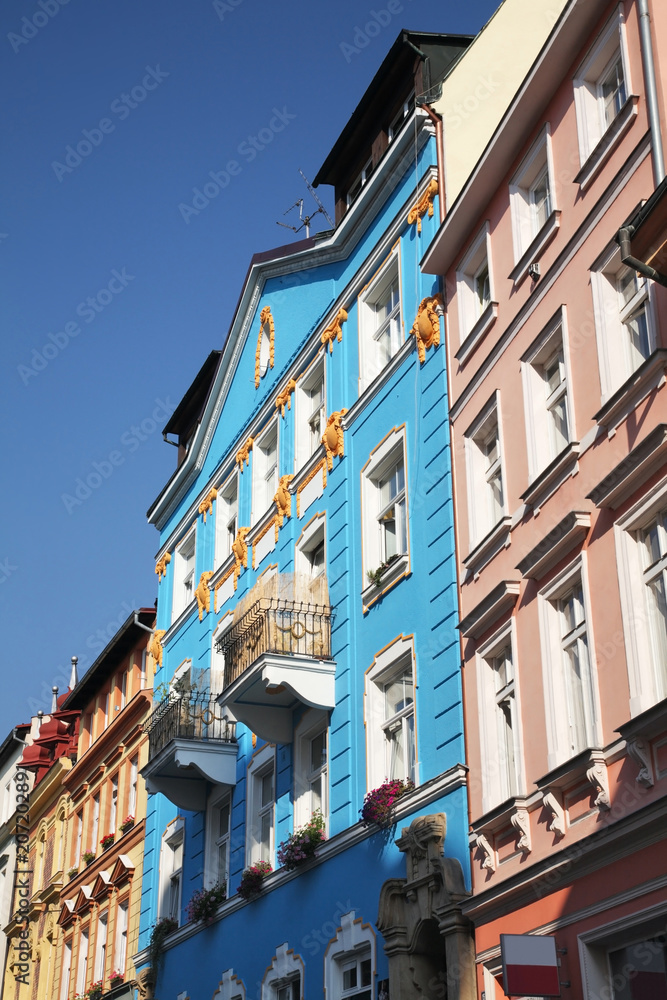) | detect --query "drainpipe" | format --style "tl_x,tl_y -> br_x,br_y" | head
638,0 -> 665,185
617,225 -> 667,285
419,103 -> 446,224
134,612 -> 154,634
